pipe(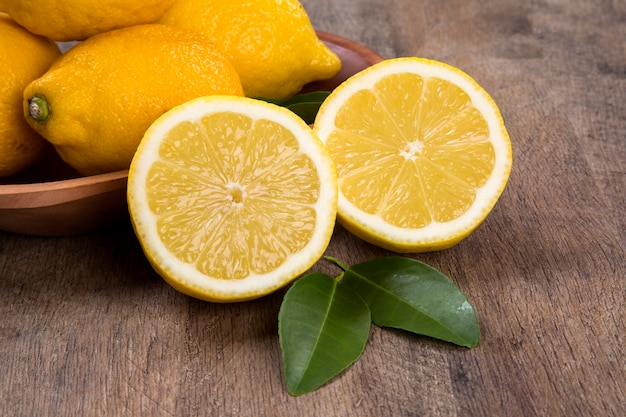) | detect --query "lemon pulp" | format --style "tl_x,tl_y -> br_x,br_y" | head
147,114 -> 321,280
328,73 -> 495,228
